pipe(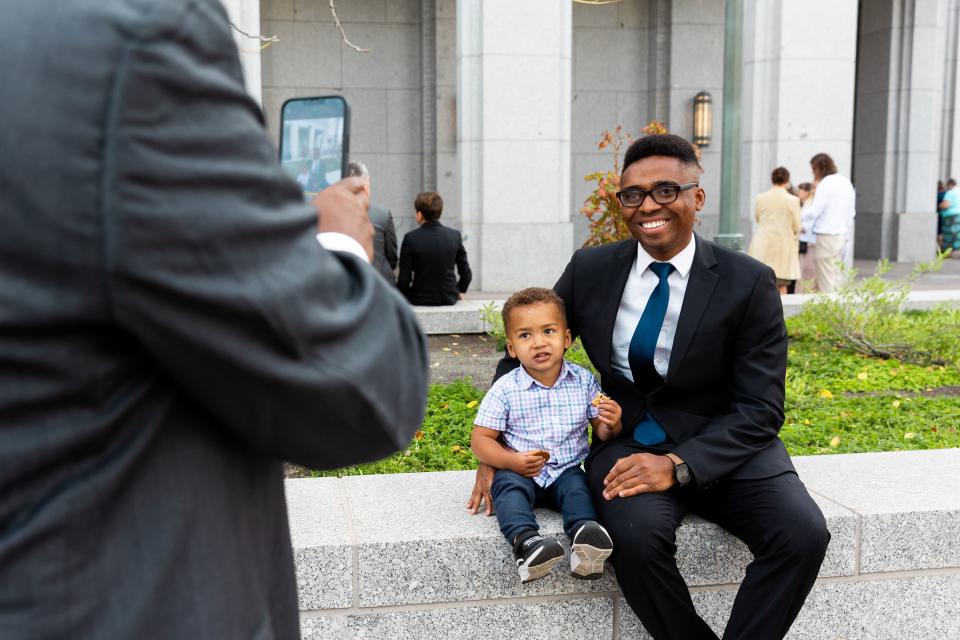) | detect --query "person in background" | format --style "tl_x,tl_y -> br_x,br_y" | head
345,161 -> 398,284
937,180 -> 946,249
747,166 -> 801,294
796,182 -> 818,292
307,147 -> 330,193
296,162 -> 311,190
397,191 -> 472,305
0,1 -> 429,638
939,178 -> 960,256
807,153 -> 856,292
